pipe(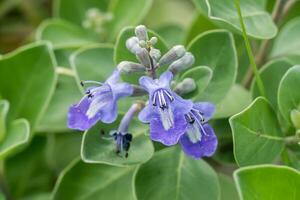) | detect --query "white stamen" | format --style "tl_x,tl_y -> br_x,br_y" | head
186,123 -> 202,143
159,107 -> 174,130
